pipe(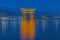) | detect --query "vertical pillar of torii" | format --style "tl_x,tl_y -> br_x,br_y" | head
20,8 -> 36,40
